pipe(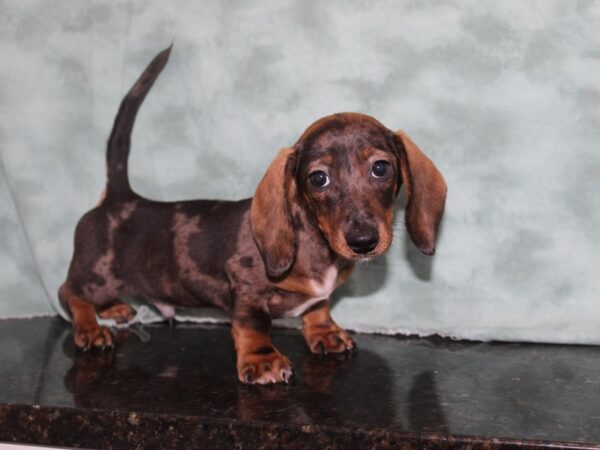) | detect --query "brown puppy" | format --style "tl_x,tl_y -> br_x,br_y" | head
59,47 -> 447,384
